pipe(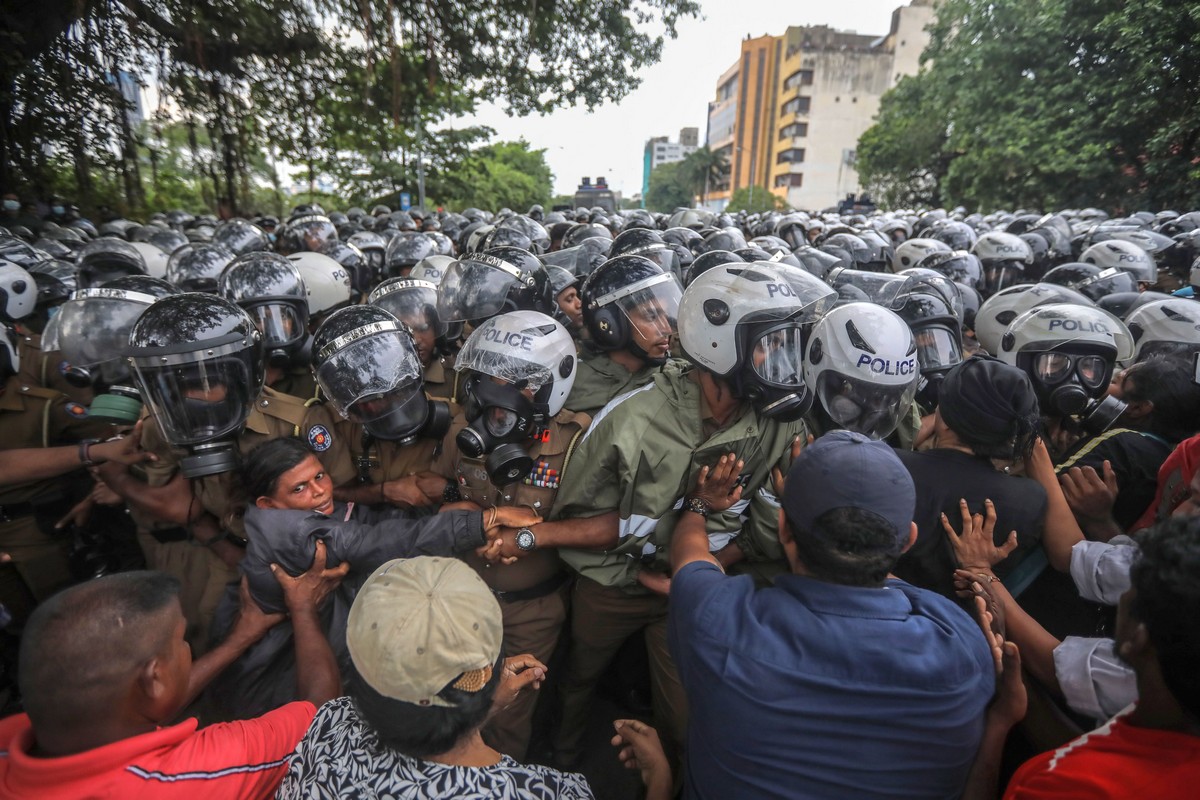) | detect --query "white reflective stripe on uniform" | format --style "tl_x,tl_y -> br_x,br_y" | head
757,486 -> 781,509
619,513 -> 659,540
580,381 -> 659,444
